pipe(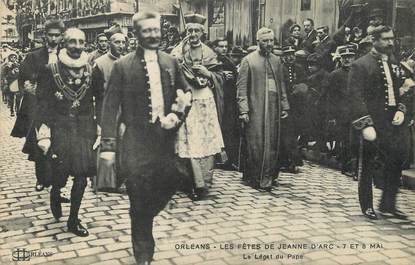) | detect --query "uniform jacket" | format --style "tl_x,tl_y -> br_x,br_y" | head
348,51 -> 406,131
100,48 -> 191,177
